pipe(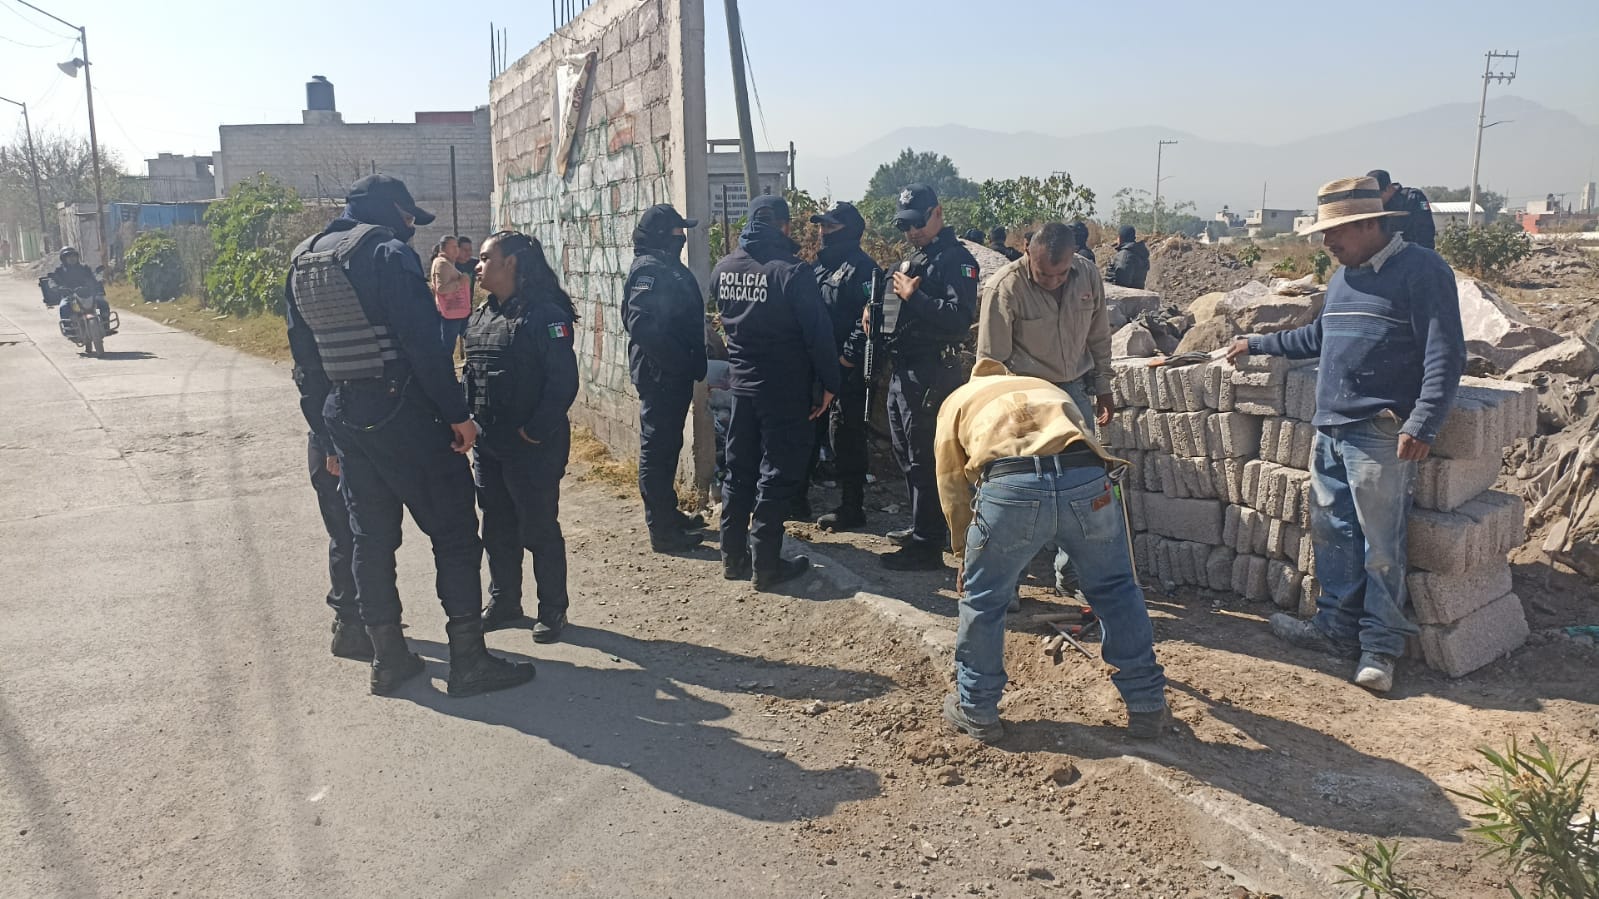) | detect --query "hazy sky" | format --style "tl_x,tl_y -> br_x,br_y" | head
2,0 -> 1595,178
